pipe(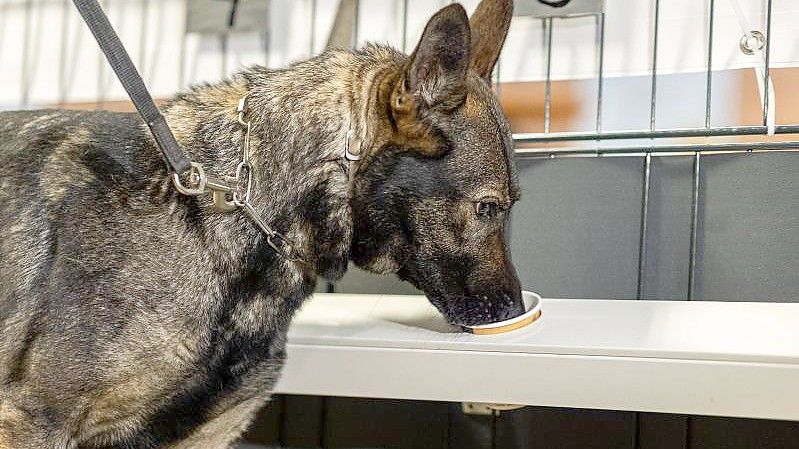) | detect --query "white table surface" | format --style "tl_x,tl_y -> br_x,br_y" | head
274,294 -> 799,420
